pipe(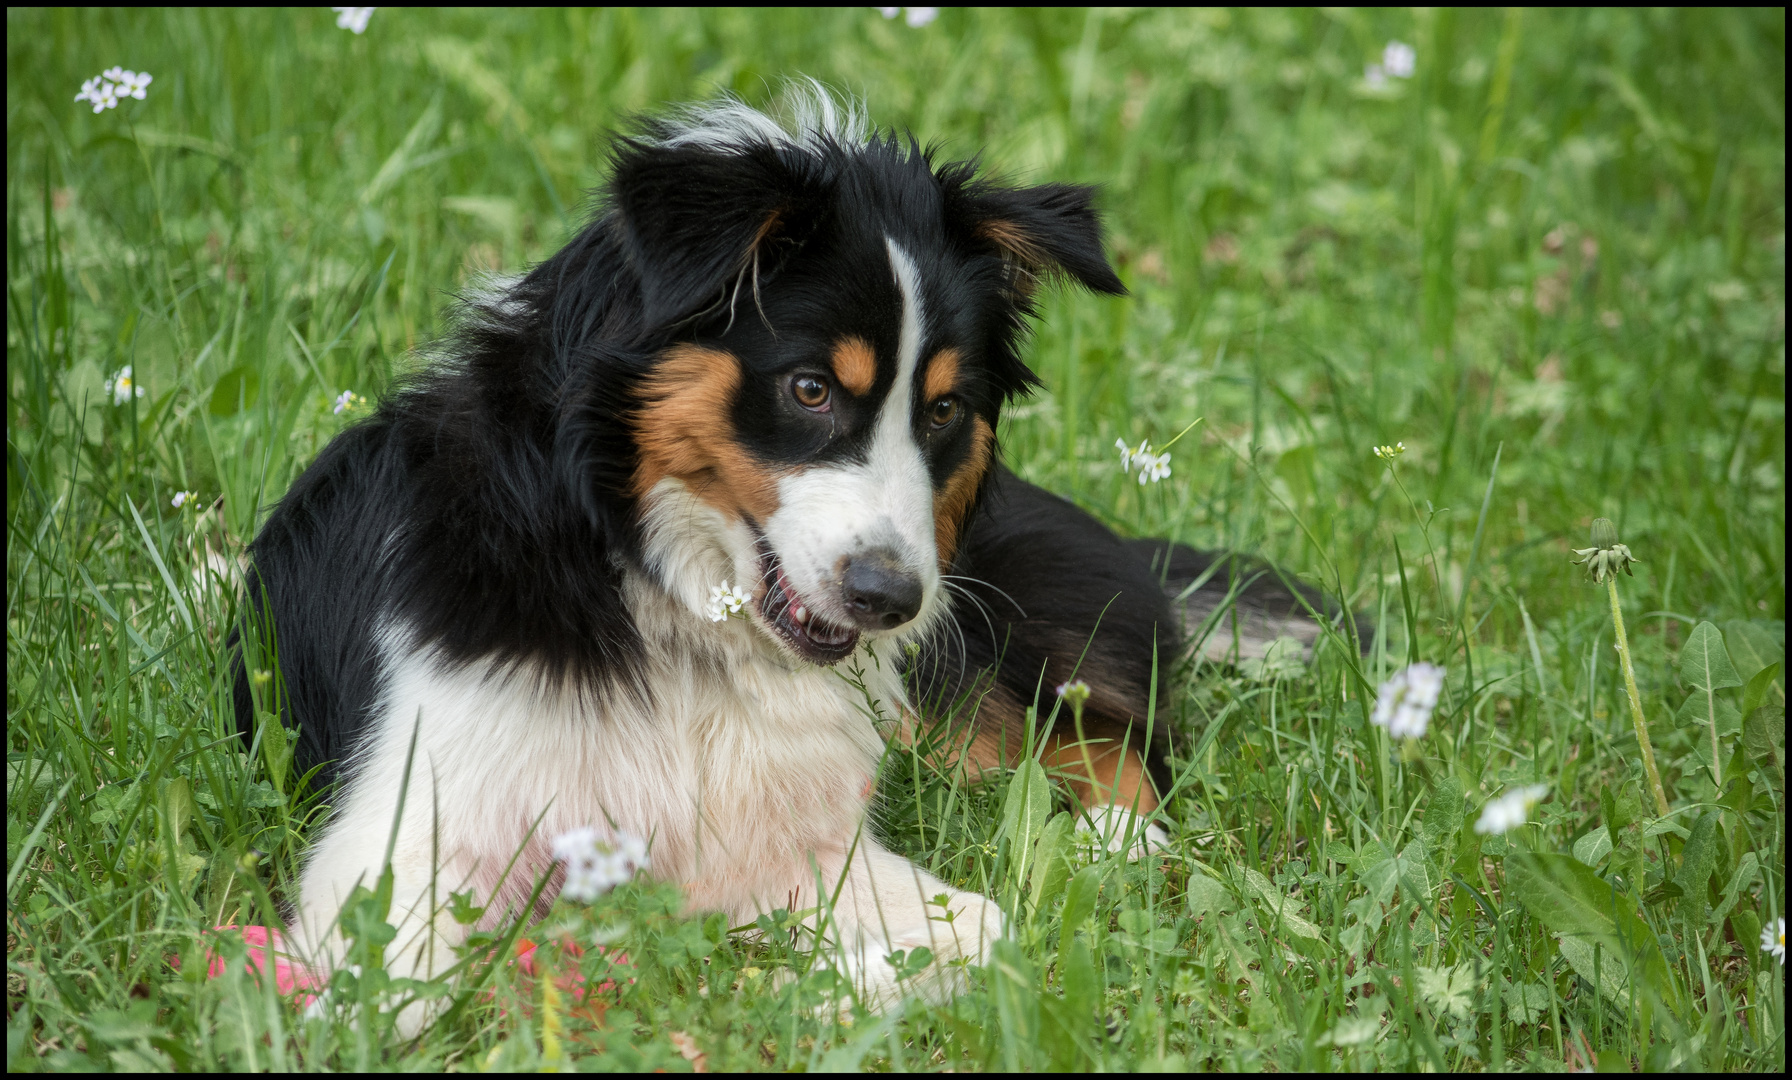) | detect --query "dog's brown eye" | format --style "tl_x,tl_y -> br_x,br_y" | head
930,397 -> 958,428
792,375 -> 831,410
